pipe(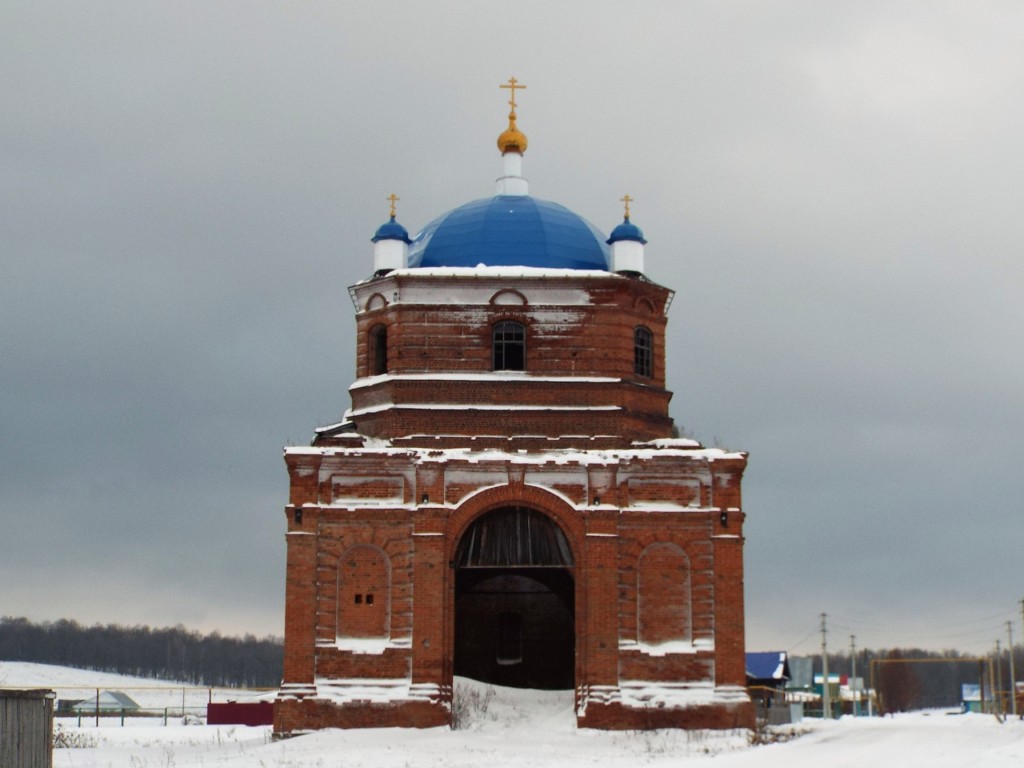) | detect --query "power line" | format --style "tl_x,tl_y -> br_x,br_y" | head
828,609 -> 1016,633
784,625 -> 820,653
